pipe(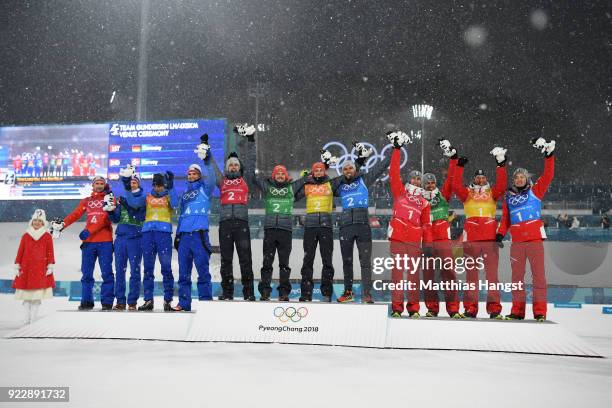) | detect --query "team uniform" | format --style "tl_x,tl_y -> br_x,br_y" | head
452,161 -> 507,317
388,148 -> 432,315
333,153 -> 390,301
108,177 -> 145,308
127,183 -> 178,308
175,161 -> 218,310
214,153 -> 256,300
421,159 -> 461,317
245,140 -> 307,300
62,188 -> 115,308
498,155 -> 555,319
294,166 -> 341,301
